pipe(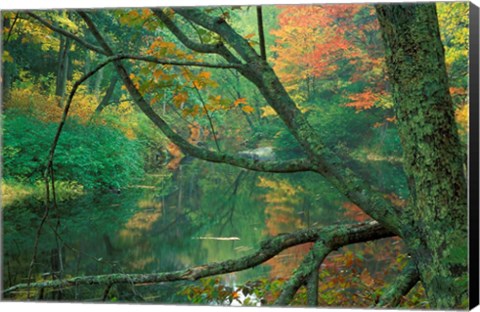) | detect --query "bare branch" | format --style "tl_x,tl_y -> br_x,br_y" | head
3,221 -> 394,295
376,260 -> 420,307
4,12 -> 19,46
